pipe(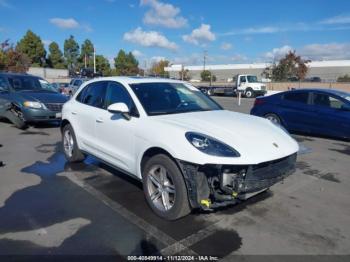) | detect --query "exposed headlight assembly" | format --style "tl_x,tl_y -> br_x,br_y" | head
185,132 -> 240,157
23,101 -> 43,109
